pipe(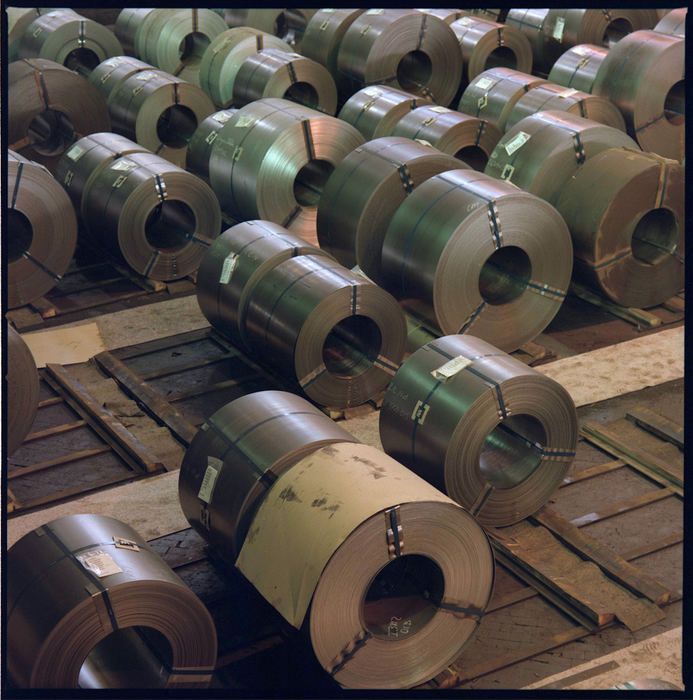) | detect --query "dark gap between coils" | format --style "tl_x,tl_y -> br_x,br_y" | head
156,105 -> 198,148
27,109 -> 76,156
7,210 -> 34,263
144,200 -> 196,253
323,315 -> 382,378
